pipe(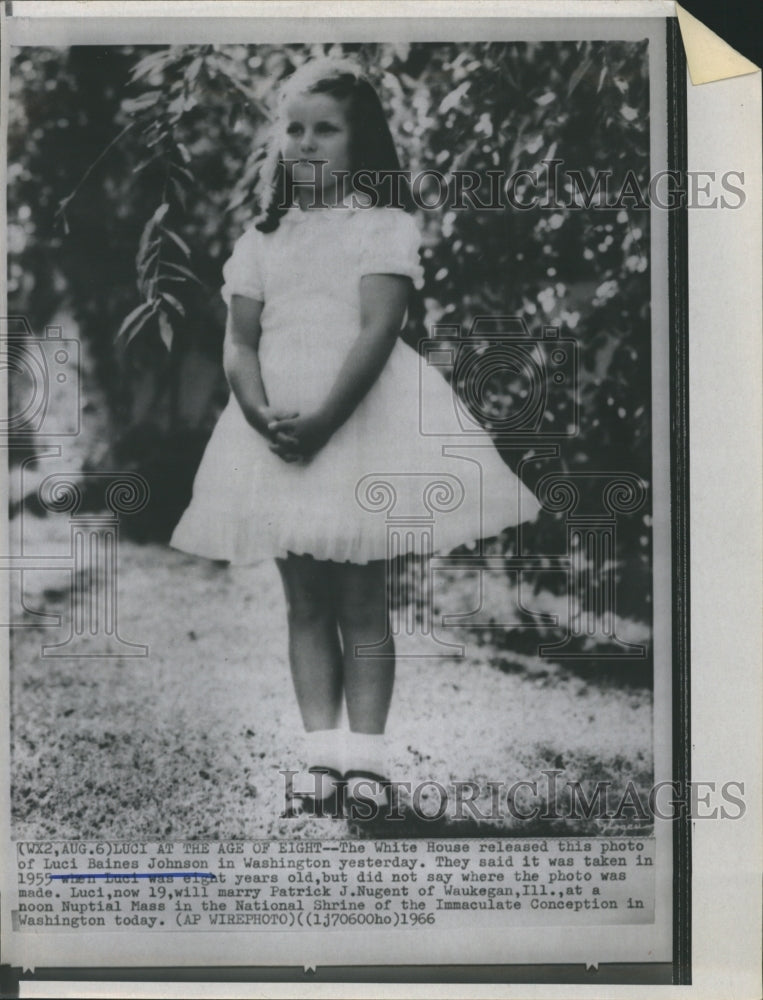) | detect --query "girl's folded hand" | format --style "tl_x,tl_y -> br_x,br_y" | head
252,406 -> 301,462
268,412 -> 333,461
251,405 -> 297,436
